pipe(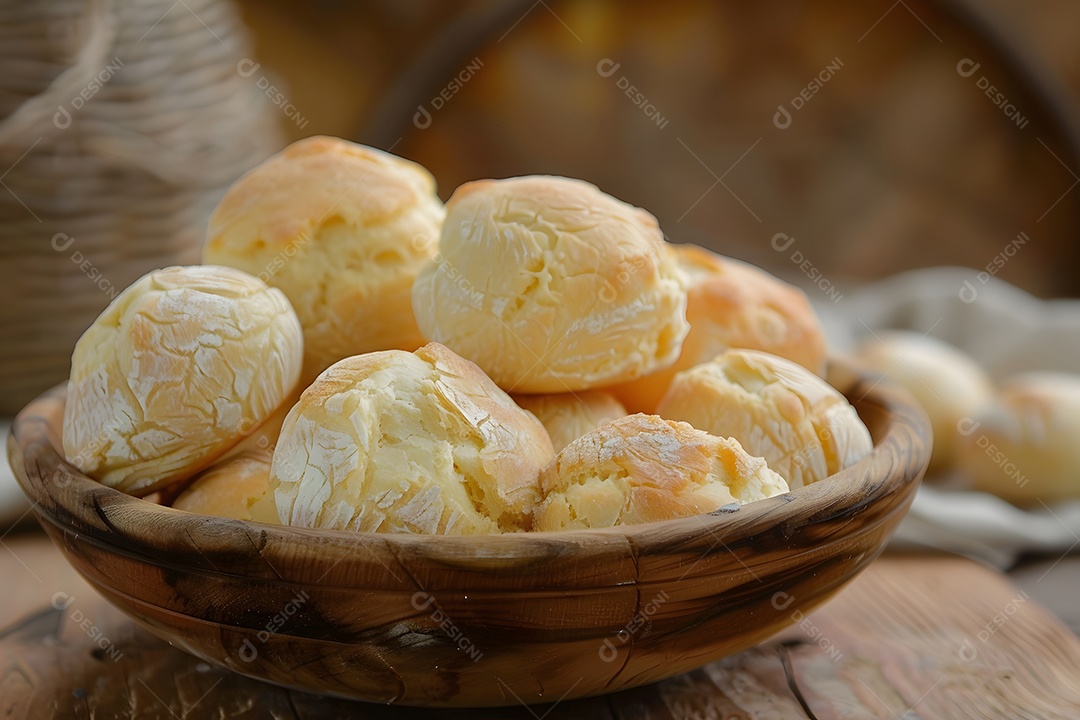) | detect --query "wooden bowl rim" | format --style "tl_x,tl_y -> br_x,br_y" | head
8,359 -> 930,584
